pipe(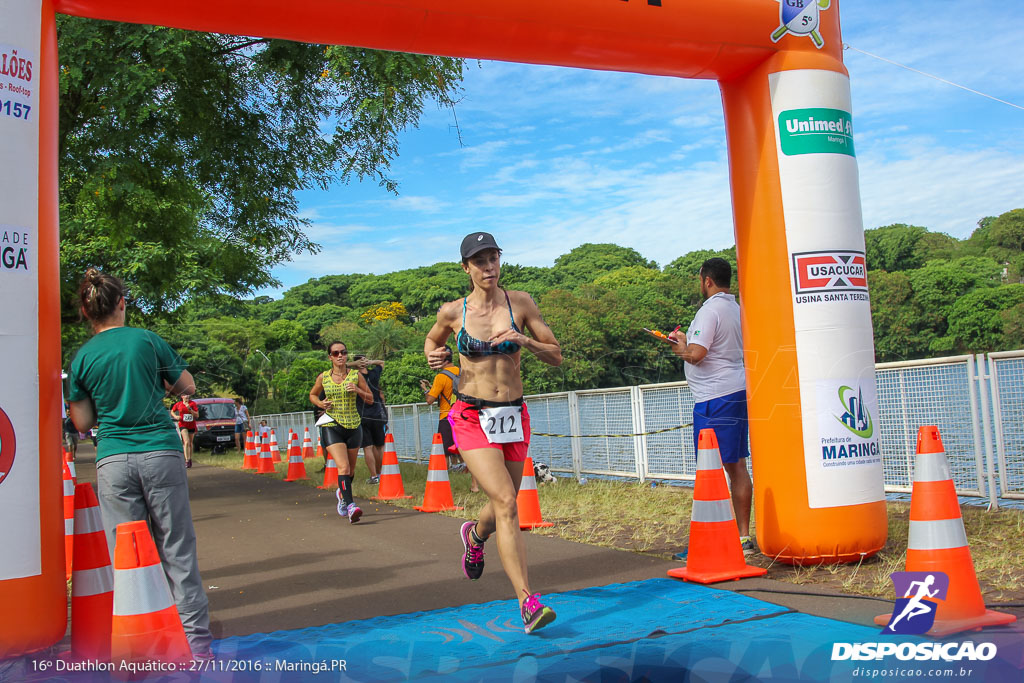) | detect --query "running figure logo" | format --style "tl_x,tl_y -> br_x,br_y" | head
771,0 -> 831,49
883,571 -> 950,634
